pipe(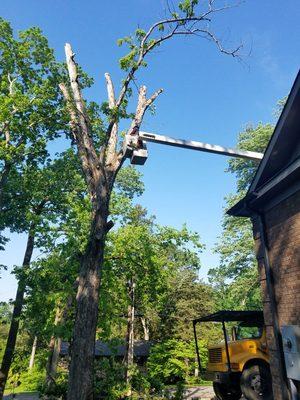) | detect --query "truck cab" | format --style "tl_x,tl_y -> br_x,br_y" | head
193,310 -> 272,400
